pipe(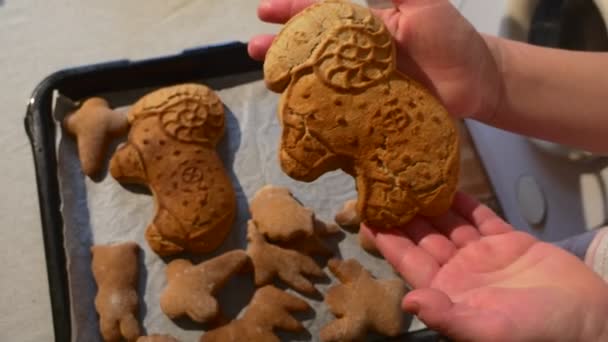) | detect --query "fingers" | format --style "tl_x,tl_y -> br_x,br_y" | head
452,192 -> 513,236
361,219 -> 456,265
248,34 -> 275,61
364,225 -> 439,288
401,217 -> 457,264
258,0 -> 316,24
251,0 -> 317,61
402,288 -> 453,328
427,209 -> 481,248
